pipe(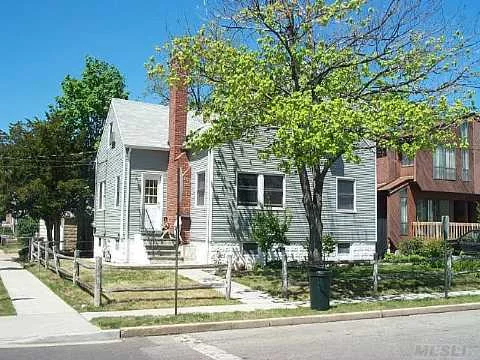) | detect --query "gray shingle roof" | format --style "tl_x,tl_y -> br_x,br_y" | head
111,98 -> 204,149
